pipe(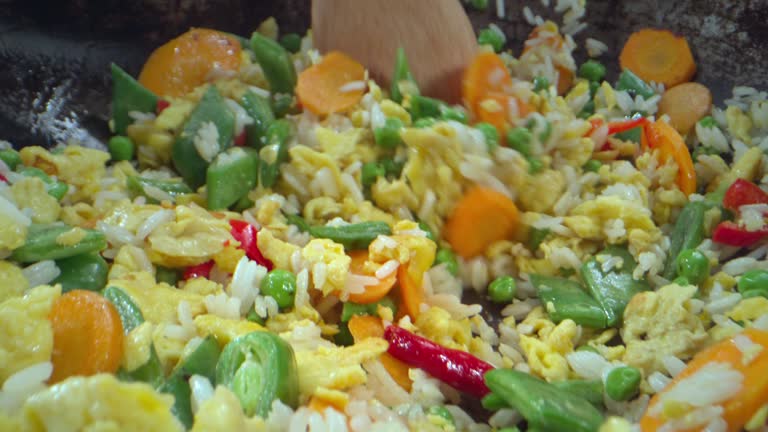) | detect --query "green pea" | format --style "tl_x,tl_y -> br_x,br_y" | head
108,135 -> 135,161
738,269 -> 768,296
698,116 -> 717,129
361,162 -> 385,188
260,269 -> 297,309
675,249 -> 710,285
413,117 -> 437,128
582,159 -> 602,173
532,76 -> 550,92
418,221 -> 437,242
528,157 -> 544,174
469,0 -> 489,10
380,158 -> 405,178
588,80 -> 601,97
426,405 -> 455,426
475,122 -> 500,152
604,366 -> 641,401
434,248 -> 459,276
578,100 -> 596,119
440,106 -> 468,123
278,33 -> 302,53
477,28 -> 505,53
374,117 -> 405,149
488,276 -> 517,304
673,276 -> 690,286
0,149 -> 21,170
506,127 -> 532,156
155,266 -> 180,286
578,60 -> 606,82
